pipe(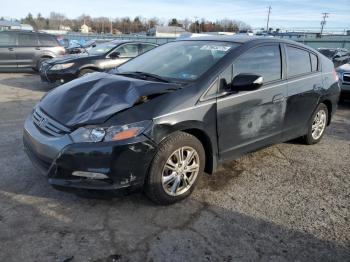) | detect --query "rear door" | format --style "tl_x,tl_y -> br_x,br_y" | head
216,44 -> 288,160
16,32 -> 39,68
282,45 -> 322,140
0,31 -> 17,68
